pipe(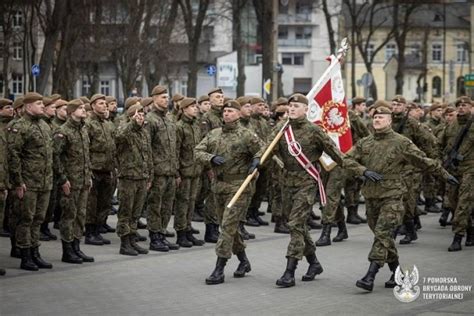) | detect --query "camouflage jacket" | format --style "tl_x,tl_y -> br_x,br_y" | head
200,105 -> 223,136
349,110 -> 370,144
85,112 -> 116,172
438,113 -> 474,175
51,116 -> 66,132
8,113 -> 53,190
344,126 -> 450,199
146,108 -> 178,176
0,116 -> 12,189
53,118 -> 92,189
115,119 -> 153,181
176,115 -> 202,178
